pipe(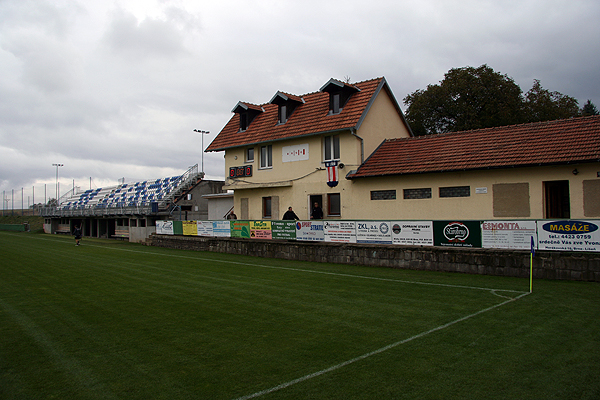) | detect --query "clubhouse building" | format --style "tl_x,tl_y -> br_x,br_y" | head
206,77 -> 600,221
